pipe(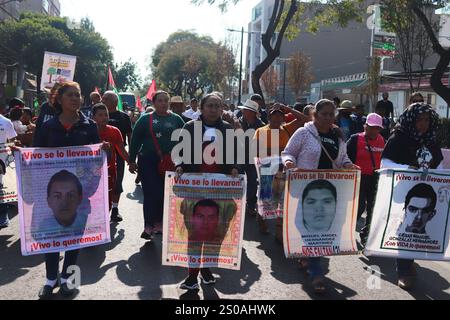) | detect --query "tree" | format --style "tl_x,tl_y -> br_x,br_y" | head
0,13 -> 72,96
208,40 -> 239,101
194,0 -> 365,103
112,60 -> 142,92
261,66 -> 279,101
69,18 -> 114,97
151,31 -> 237,99
381,1 -> 440,91
366,56 -> 382,111
0,13 -> 114,97
286,51 -> 314,99
406,0 -> 450,106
